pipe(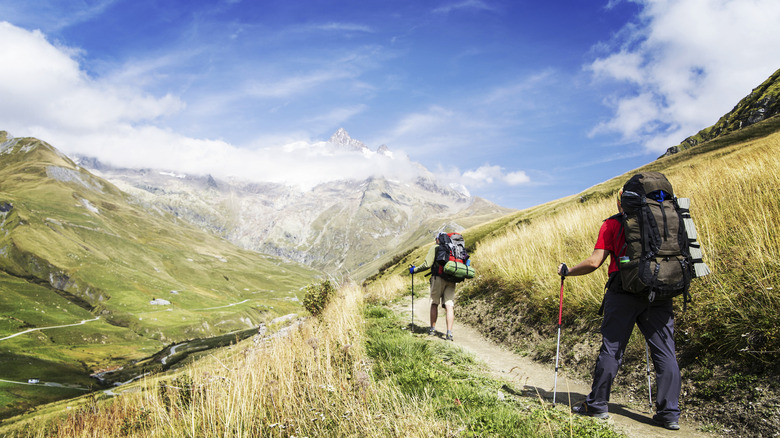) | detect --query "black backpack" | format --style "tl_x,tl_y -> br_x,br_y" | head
616,172 -> 693,305
432,233 -> 474,283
